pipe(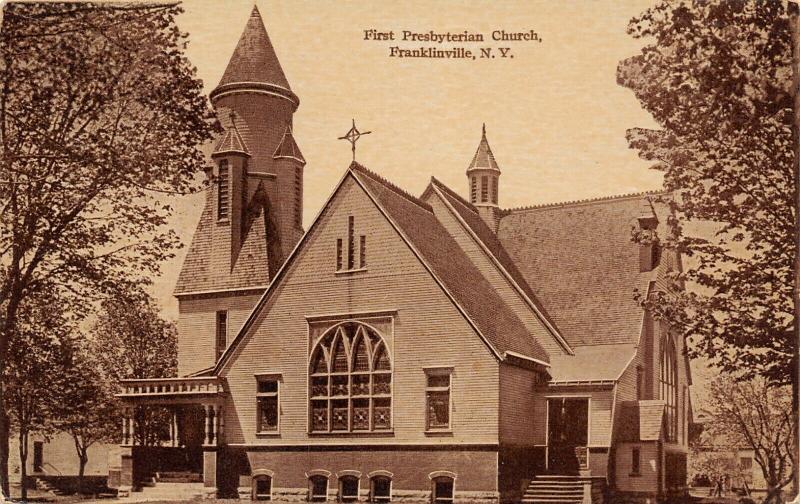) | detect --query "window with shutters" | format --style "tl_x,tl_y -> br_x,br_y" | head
309,322 -> 391,433
336,216 -> 366,272
480,176 -> 488,203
